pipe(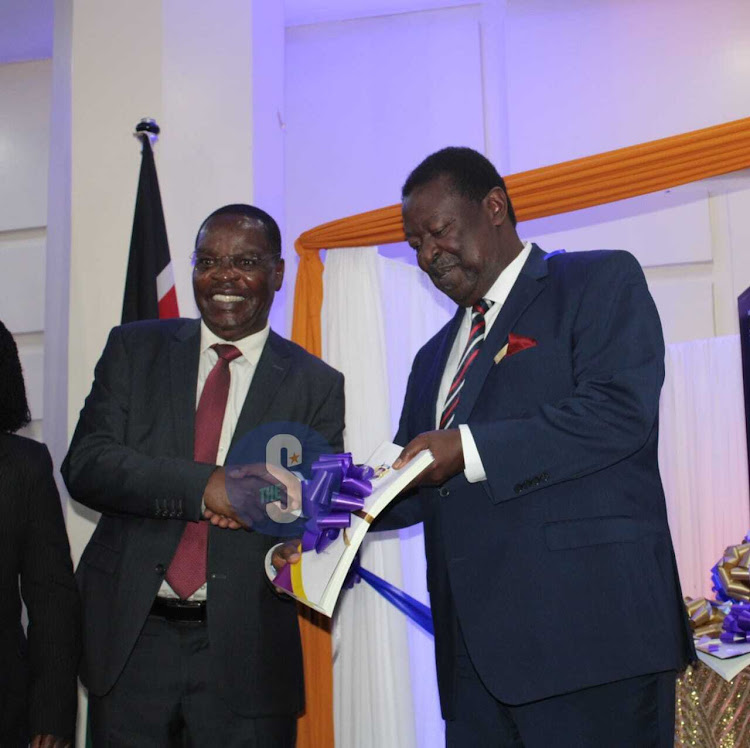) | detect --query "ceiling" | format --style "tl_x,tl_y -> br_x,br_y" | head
284,0 -> 478,26
0,0 -> 480,63
0,0 -> 53,64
